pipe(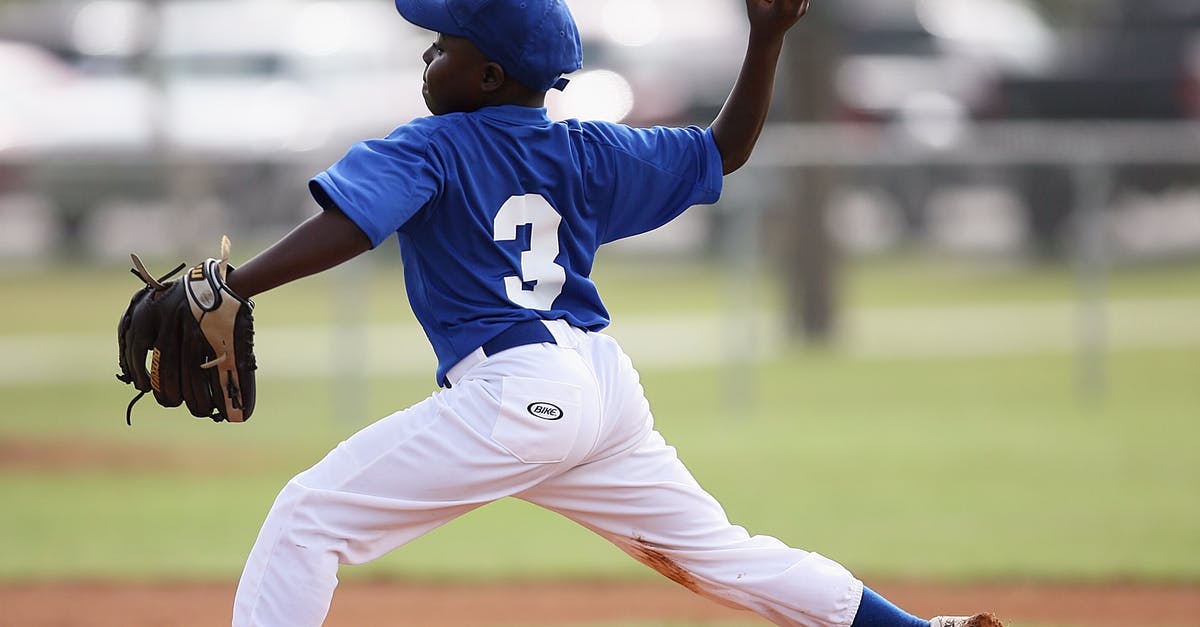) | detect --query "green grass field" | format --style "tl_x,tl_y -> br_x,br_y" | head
0,253 -> 1197,593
